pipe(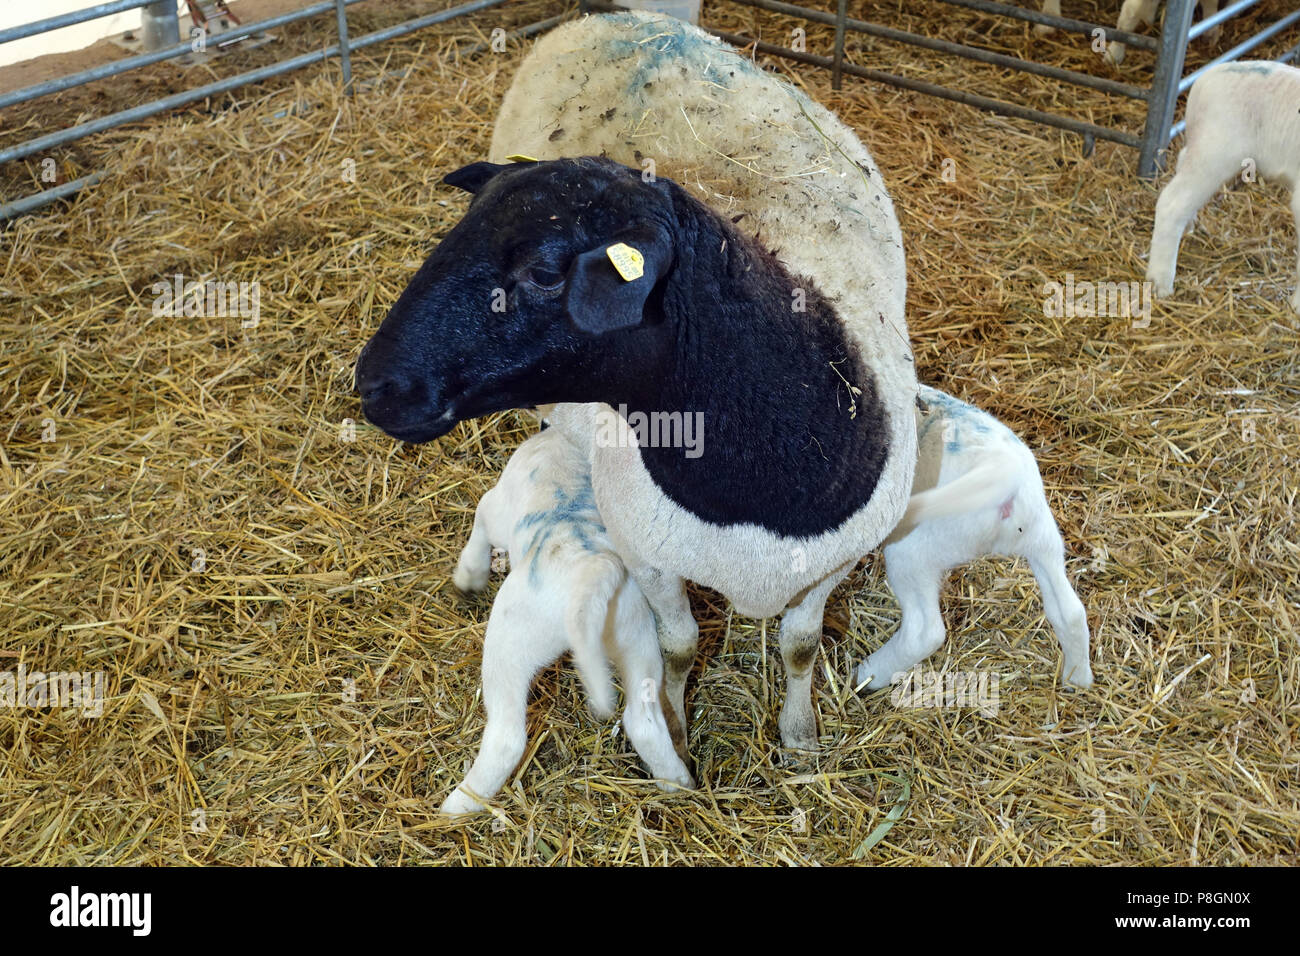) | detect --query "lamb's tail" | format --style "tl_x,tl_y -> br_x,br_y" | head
565,554 -> 623,720
896,460 -> 1020,536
